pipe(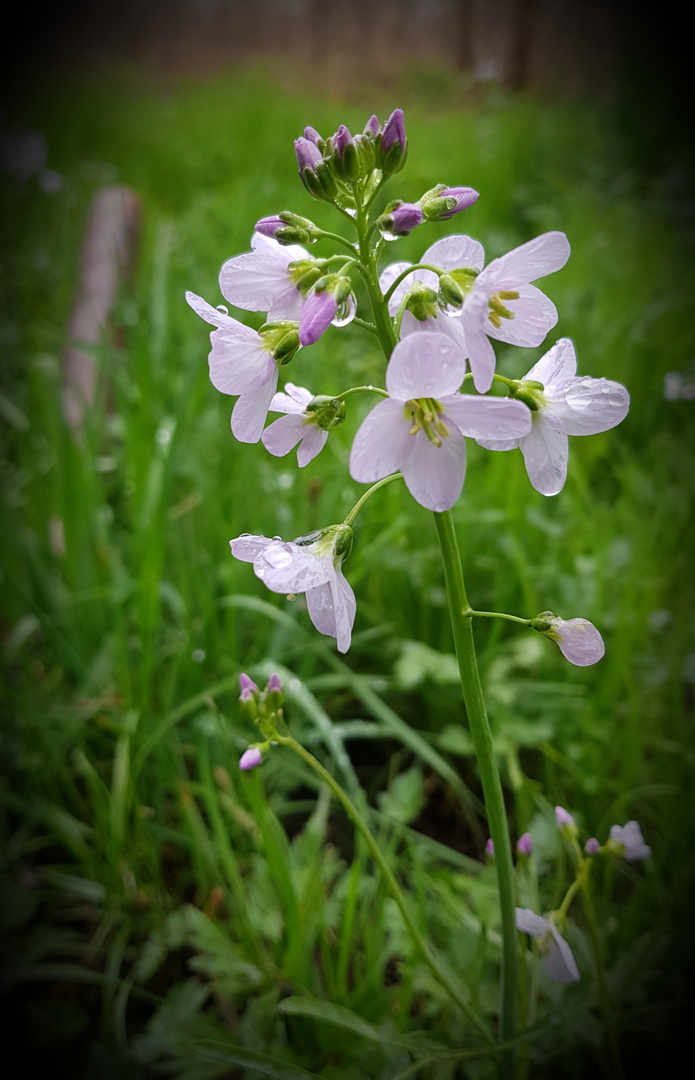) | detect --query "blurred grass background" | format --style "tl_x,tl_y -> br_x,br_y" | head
1,3 -> 694,1076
